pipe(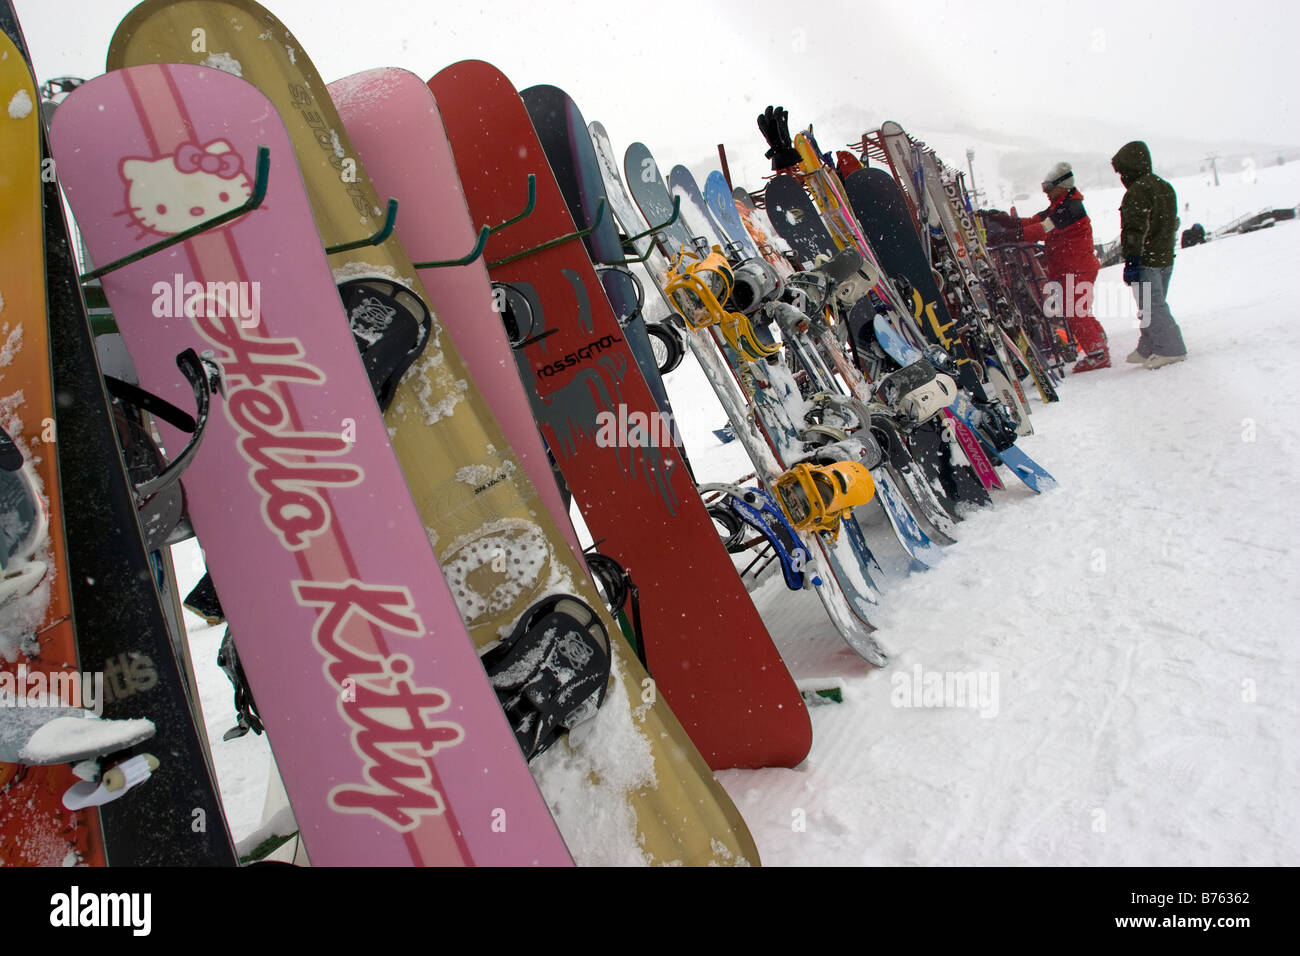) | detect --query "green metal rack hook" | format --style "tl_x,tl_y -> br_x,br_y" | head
81,146 -> 271,283
324,198 -> 399,255
623,195 -> 681,246
413,175 -> 536,269
412,225 -> 490,269
487,175 -> 537,237
487,198 -> 606,269
617,196 -> 681,264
